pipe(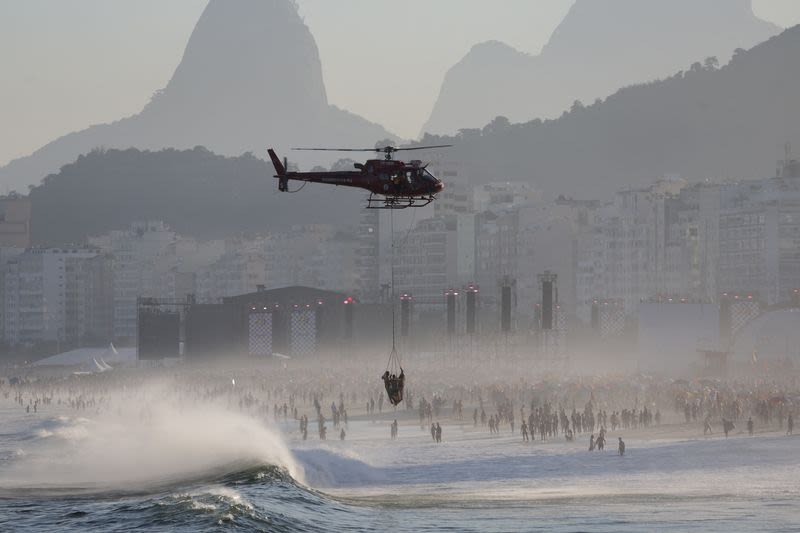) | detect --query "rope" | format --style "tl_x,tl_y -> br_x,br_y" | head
387,346 -> 401,373
385,208 -> 416,372
386,208 -> 402,372
390,208 -> 396,352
